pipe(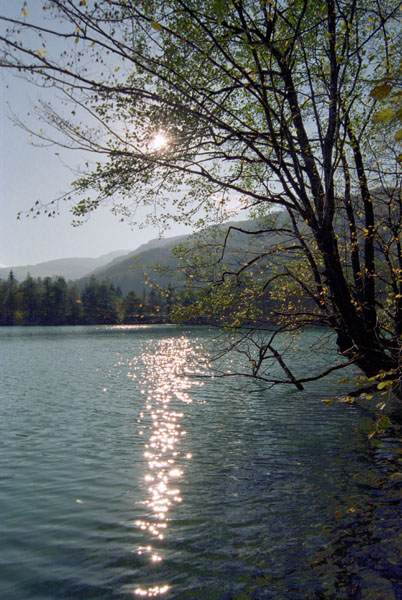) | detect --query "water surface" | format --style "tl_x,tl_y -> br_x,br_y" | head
0,325 -> 397,598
